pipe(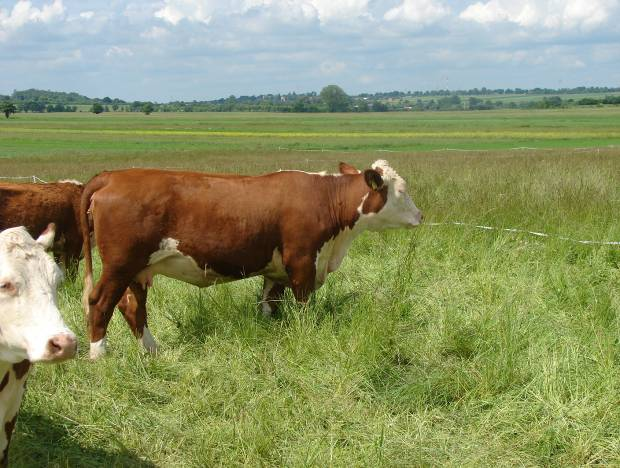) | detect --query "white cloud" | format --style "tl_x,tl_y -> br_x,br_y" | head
384,0 -> 450,25
105,46 -> 134,58
48,48 -> 81,66
153,0 -> 371,26
460,0 -> 619,30
141,26 -> 169,39
319,60 -> 346,75
154,0 -> 217,25
79,11 -> 94,20
306,0 -> 370,23
0,0 -> 64,40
